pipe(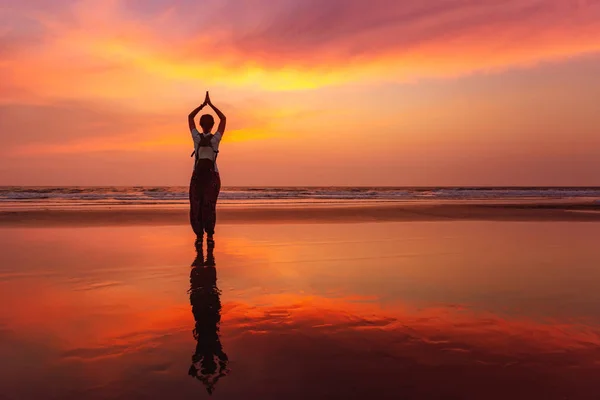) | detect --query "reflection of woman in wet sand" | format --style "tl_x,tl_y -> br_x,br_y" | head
188,91 -> 226,249
188,241 -> 229,394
